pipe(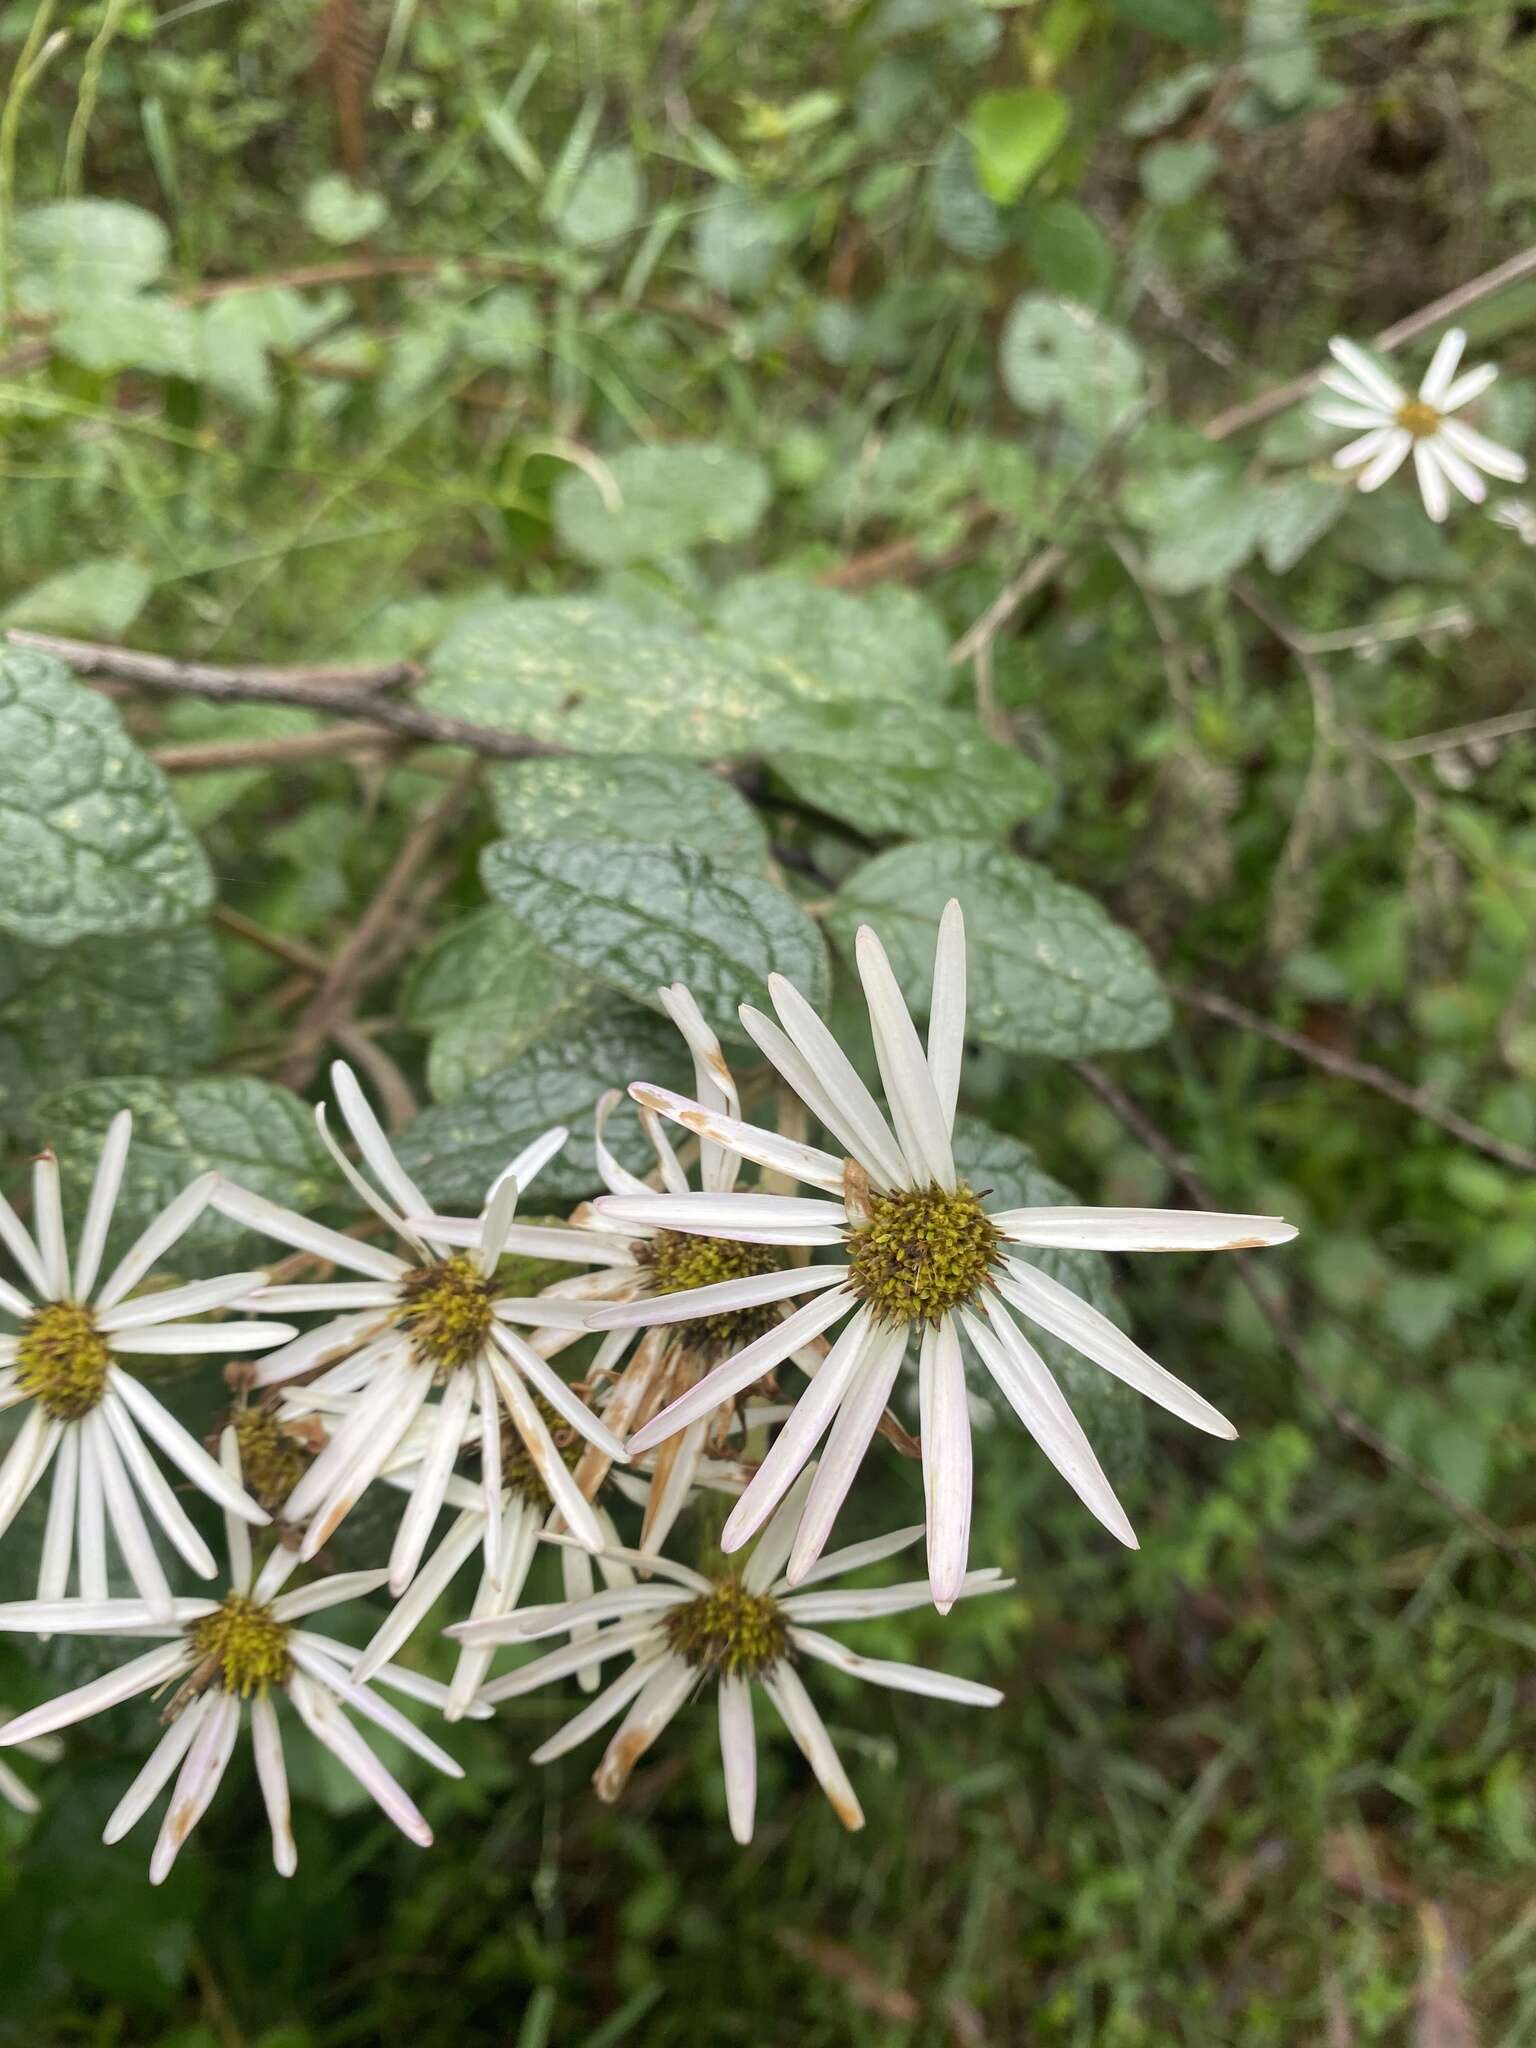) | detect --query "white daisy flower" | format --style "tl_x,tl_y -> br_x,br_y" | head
0,1428 -> 480,1879
1318,329 -> 1527,523
413,985 -> 858,1562
0,1114 -> 288,1622
209,1061 -> 628,1594
451,1463 -> 1012,1843
0,1708 -> 60,1813
582,903 -> 1297,1611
